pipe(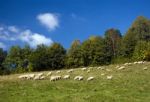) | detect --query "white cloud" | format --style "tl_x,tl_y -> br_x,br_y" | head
37,13 -> 59,31
0,42 -> 6,49
20,30 -> 53,47
0,25 -> 54,48
8,26 -> 19,33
